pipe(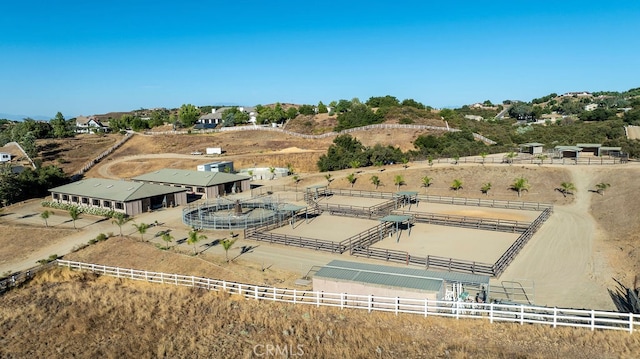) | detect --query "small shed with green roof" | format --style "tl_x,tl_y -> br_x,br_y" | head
313,260 -> 445,301
49,178 -> 188,216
